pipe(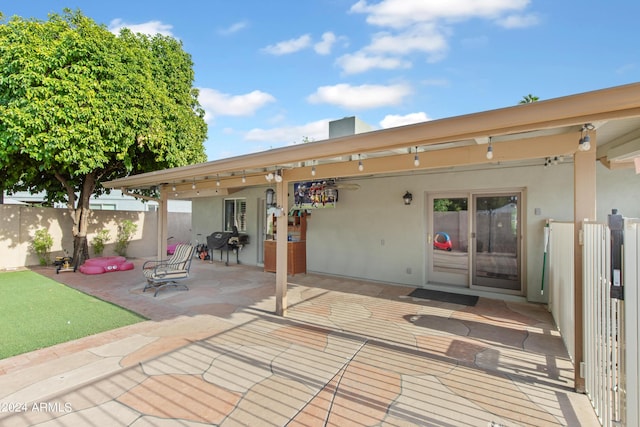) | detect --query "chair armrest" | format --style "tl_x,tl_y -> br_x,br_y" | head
142,258 -> 171,269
